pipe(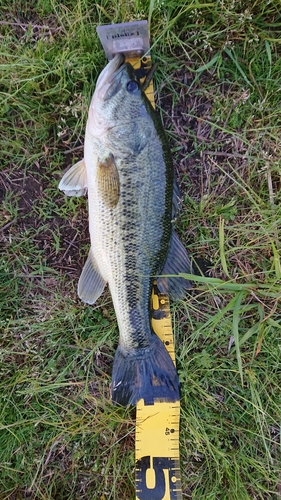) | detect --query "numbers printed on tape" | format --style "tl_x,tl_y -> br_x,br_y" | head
135,284 -> 182,500
135,399 -> 181,500
151,285 -> 176,365
136,456 -> 181,500
135,399 -> 182,499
